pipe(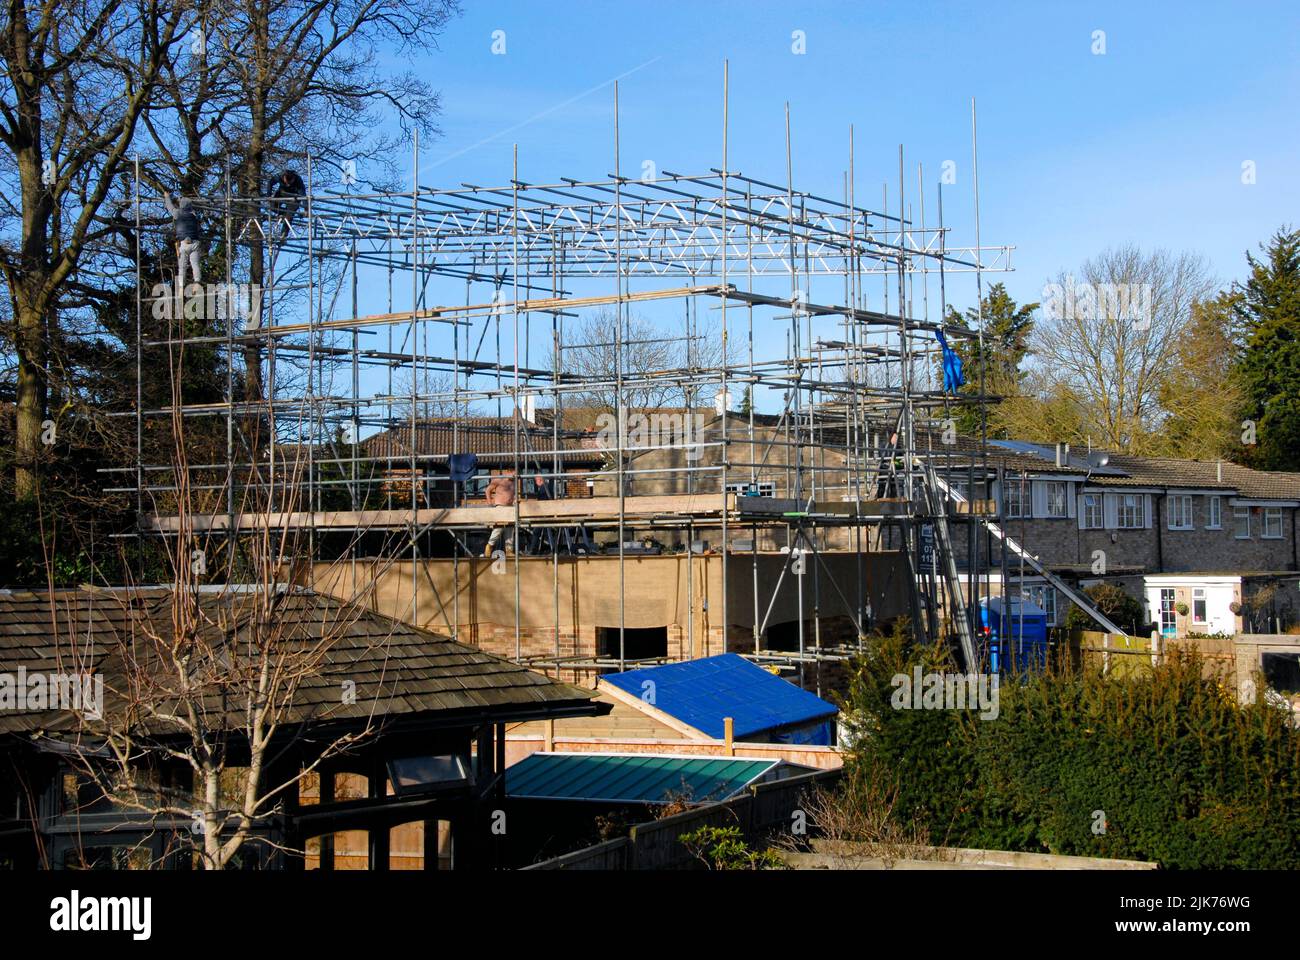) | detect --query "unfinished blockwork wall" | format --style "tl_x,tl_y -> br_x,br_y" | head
308,550 -> 911,678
